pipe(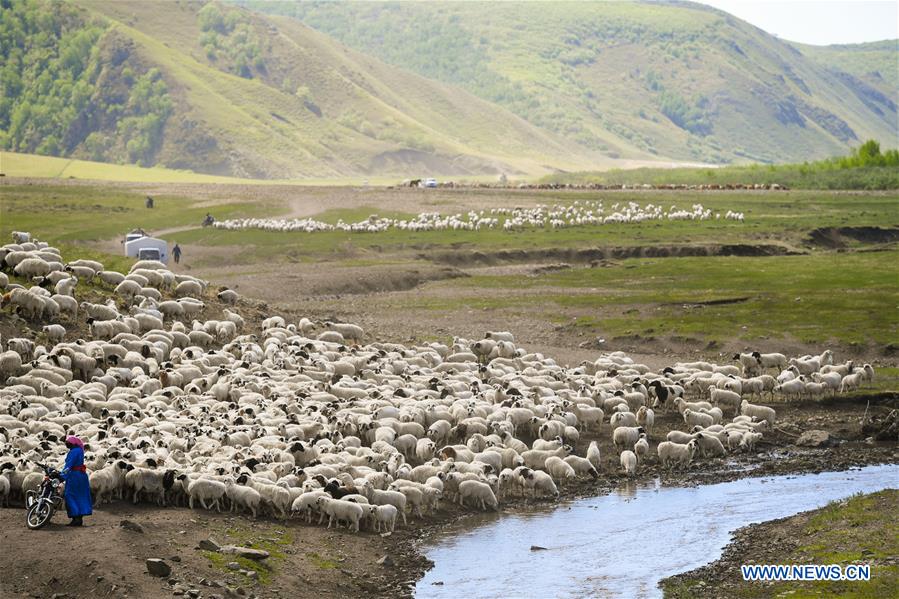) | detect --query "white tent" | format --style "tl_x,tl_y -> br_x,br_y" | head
124,236 -> 168,264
